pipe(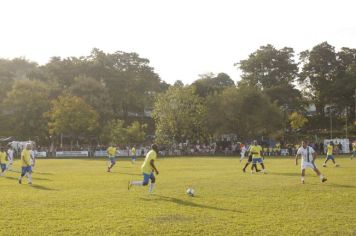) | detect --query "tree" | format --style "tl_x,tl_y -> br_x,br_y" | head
238,44 -> 298,88
68,75 -> 113,124
206,86 -> 284,140
2,80 -> 51,141
192,72 -> 235,97
126,121 -> 147,144
299,42 -> 338,117
289,112 -> 308,130
153,86 -> 207,144
100,119 -> 127,145
48,95 -> 99,142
